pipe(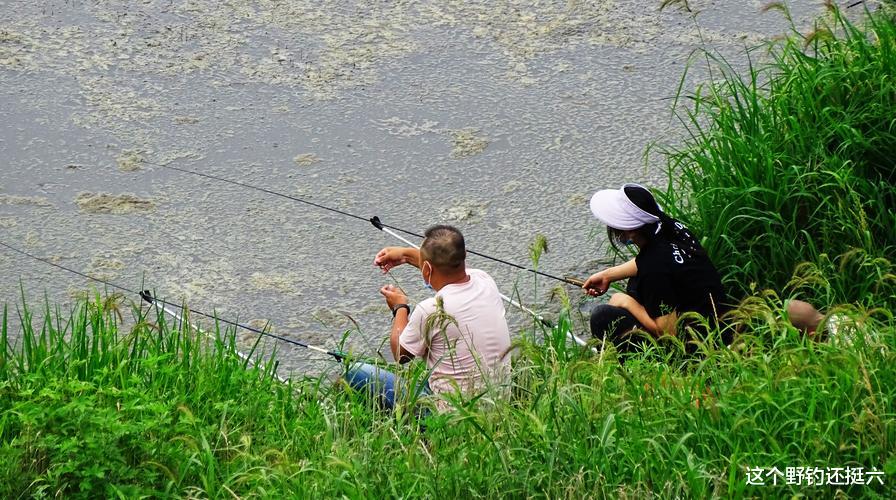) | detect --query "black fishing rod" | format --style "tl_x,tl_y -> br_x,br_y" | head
0,240 -> 348,362
143,160 -> 583,286
138,291 -> 348,361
